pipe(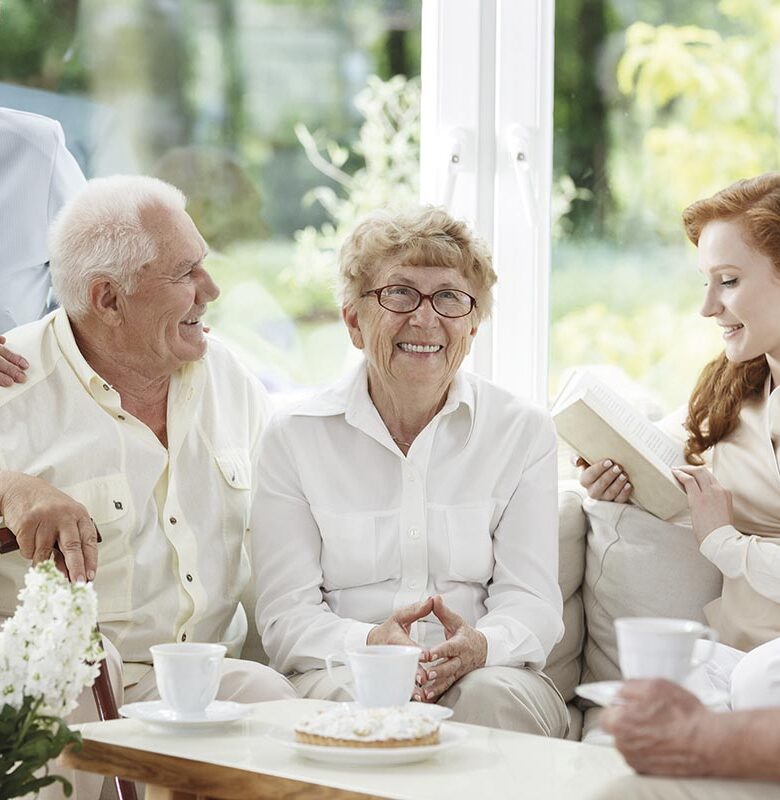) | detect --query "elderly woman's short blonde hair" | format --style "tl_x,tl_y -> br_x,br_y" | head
338,207 -> 497,322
